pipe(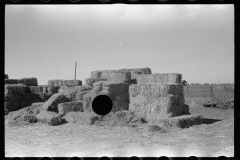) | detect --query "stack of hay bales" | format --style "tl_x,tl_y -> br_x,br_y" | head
87,67 -> 152,86
5,84 -> 26,115
4,77 -> 54,115
129,73 -> 202,127
83,81 -> 129,112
